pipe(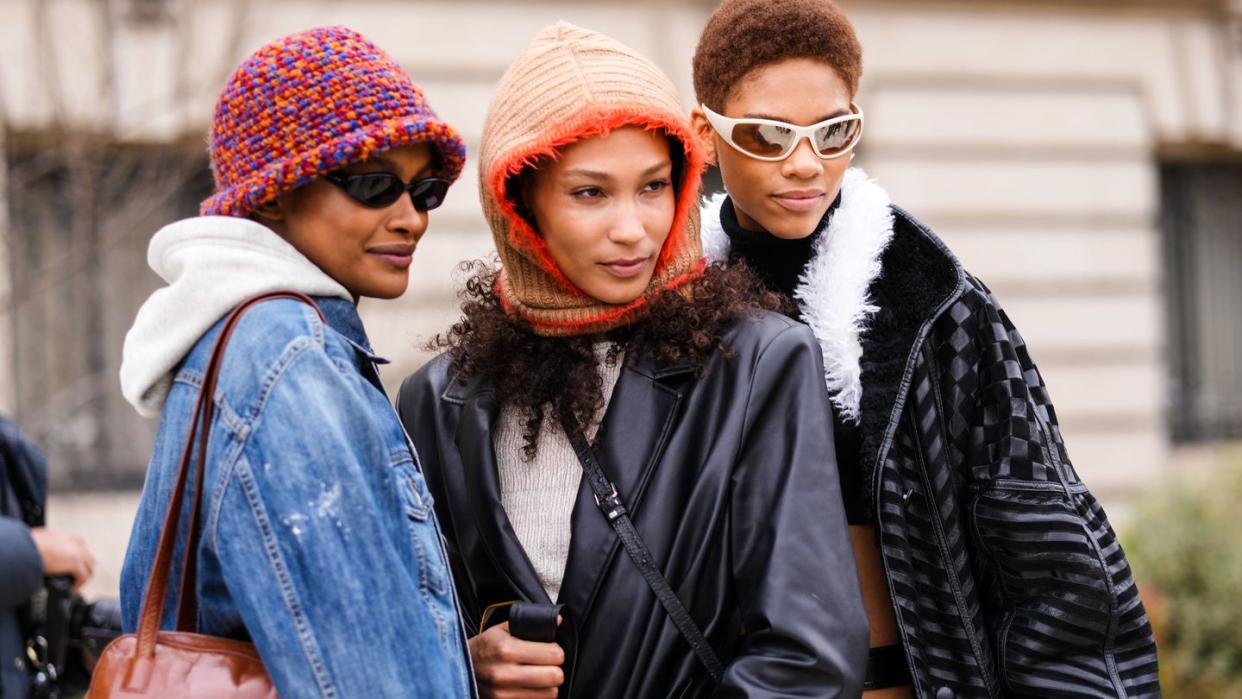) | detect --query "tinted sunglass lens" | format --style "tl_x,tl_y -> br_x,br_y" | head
347,173 -> 405,207
814,118 -> 861,157
409,178 -> 450,212
731,123 -> 793,158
